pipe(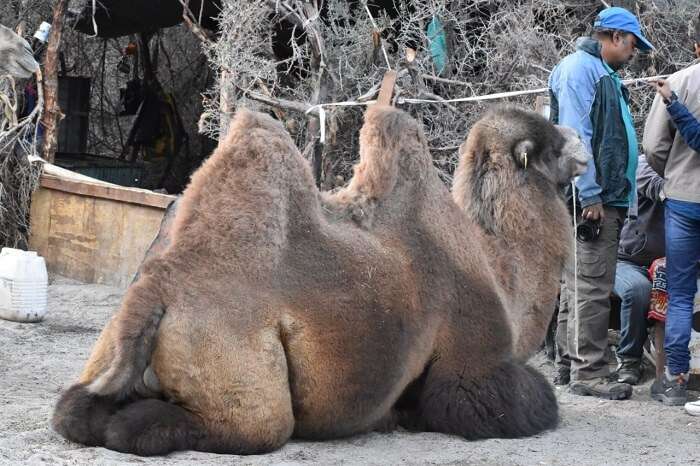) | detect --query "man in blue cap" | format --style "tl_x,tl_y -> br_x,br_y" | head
549,6 -> 653,400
